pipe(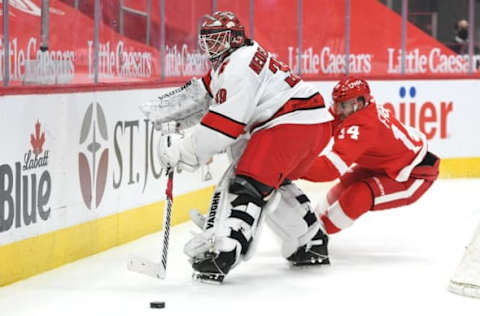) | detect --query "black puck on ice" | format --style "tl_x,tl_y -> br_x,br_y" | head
150,301 -> 165,309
